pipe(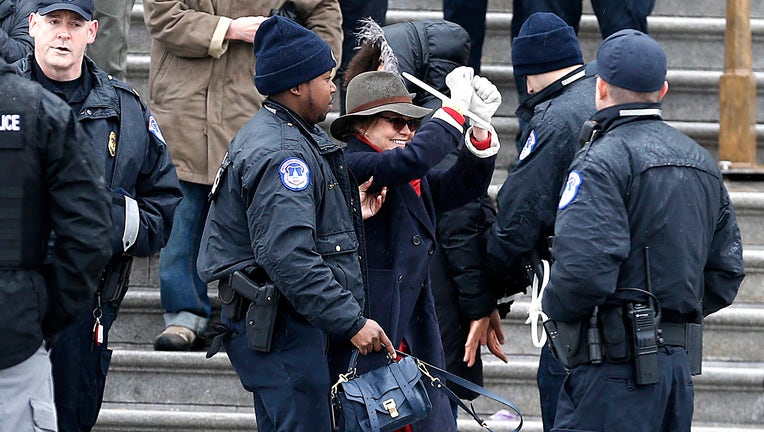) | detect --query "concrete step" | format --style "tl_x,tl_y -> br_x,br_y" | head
94,406 -> 764,432
100,349 -> 764,427
394,0 -> 764,19
476,356 -> 764,425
